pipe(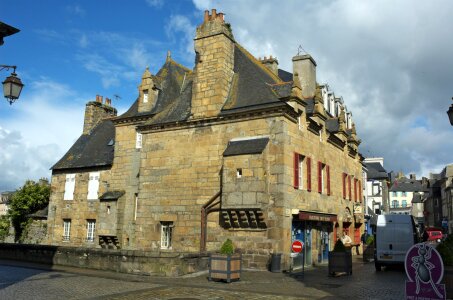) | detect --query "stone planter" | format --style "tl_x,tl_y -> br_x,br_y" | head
443,265 -> 453,299
328,250 -> 352,276
208,253 -> 241,283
